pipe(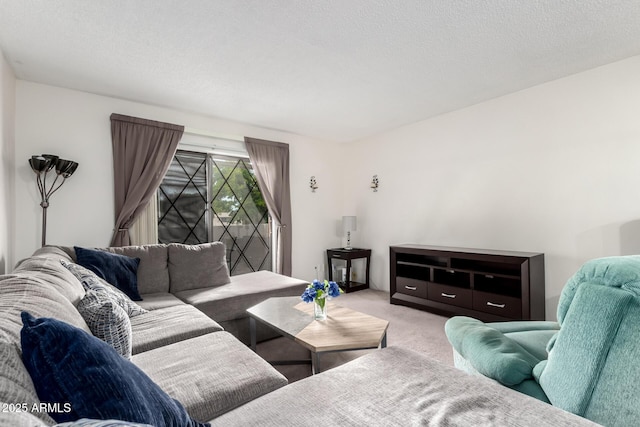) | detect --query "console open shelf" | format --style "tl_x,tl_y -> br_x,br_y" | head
390,244 -> 545,321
